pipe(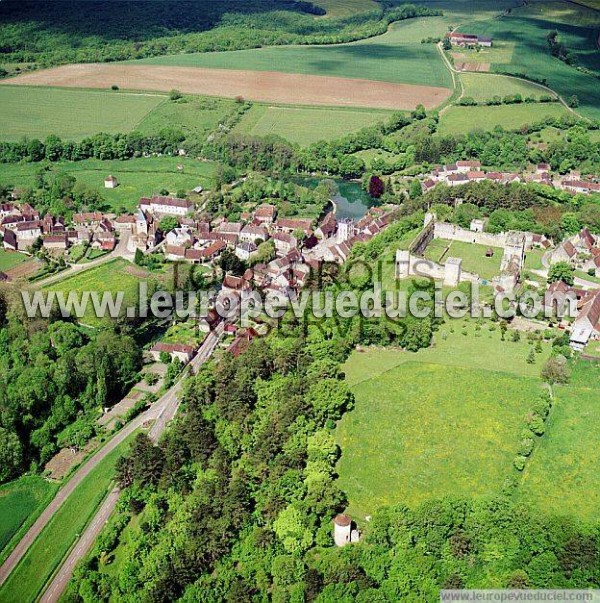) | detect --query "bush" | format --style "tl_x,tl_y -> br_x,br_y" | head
541,356 -> 570,384
514,455 -> 527,471
518,438 -> 534,457
527,413 -> 545,436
